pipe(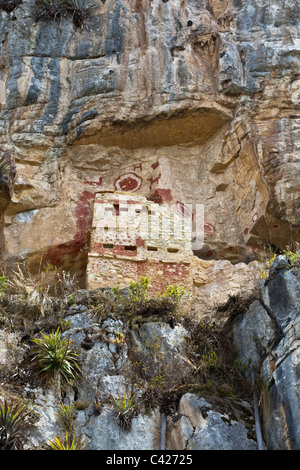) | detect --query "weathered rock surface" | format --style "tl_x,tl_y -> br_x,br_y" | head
0,0 -> 299,452
0,307 -> 257,450
1,256 -> 299,450
168,393 -> 256,450
0,0 -> 299,281
233,256 -> 300,450
191,257 -> 260,316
